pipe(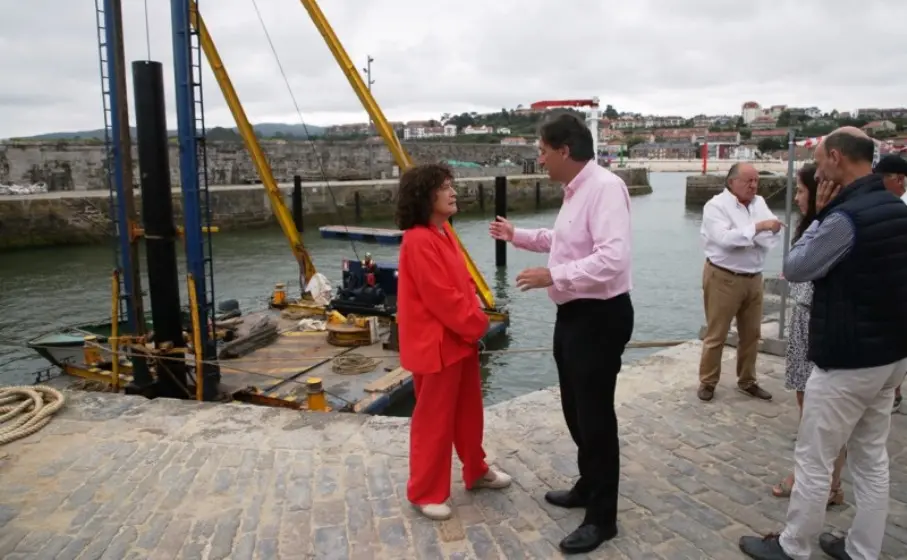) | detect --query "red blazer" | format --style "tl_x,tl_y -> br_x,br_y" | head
397,223 -> 489,374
